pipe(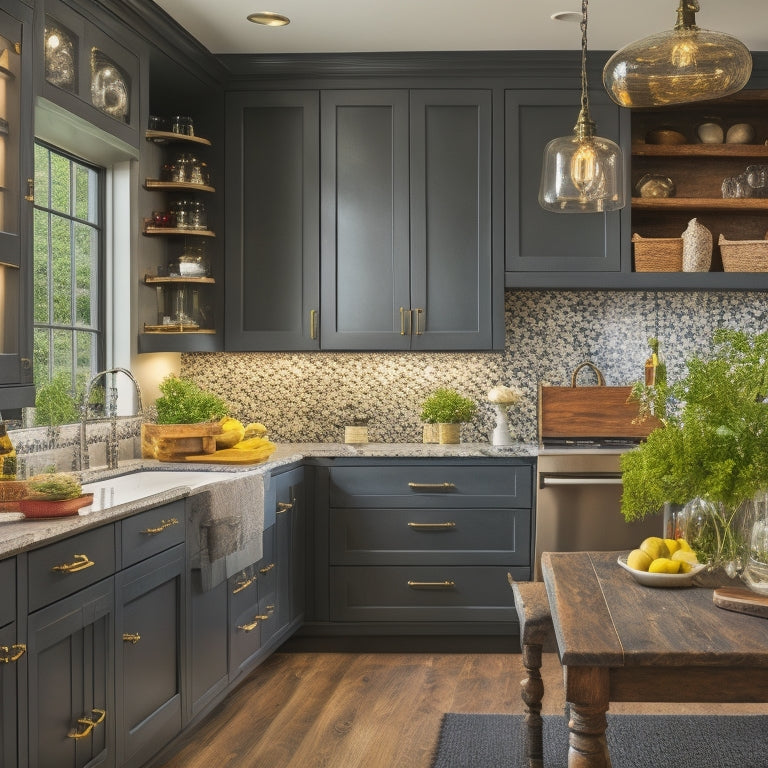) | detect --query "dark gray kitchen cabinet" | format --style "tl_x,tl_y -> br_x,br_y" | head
504,89 -> 624,284
275,466 -> 306,628
224,90 -> 320,351
26,578 -> 114,768
0,0 -> 34,410
0,557 -> 20,768
320,89 -> 498,351
308,458 -> 533,635
35,0 -> 142,149
115,544 -> 184,768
